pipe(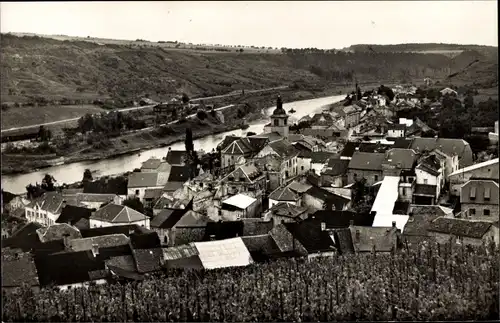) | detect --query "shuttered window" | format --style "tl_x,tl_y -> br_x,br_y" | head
470,186 -> 476,199
484,187 -> 491,200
